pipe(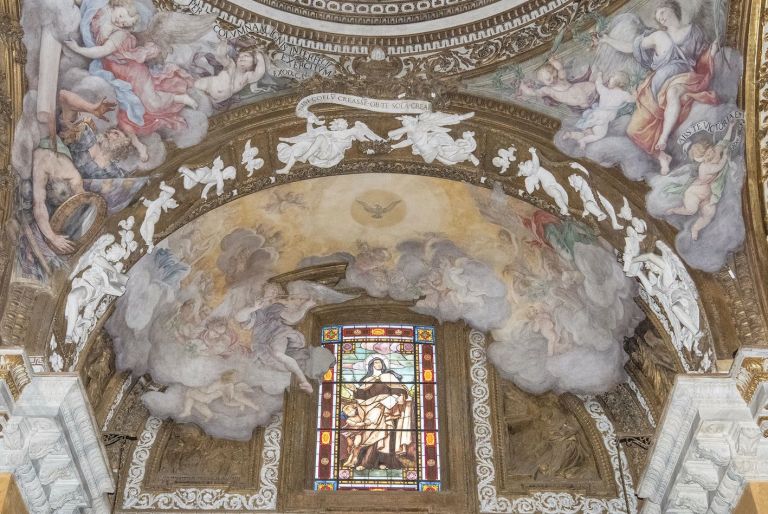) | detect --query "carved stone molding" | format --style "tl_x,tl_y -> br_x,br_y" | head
638,348 -> 768,514
120,415 -> 281,511
0,348 -> 114,514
